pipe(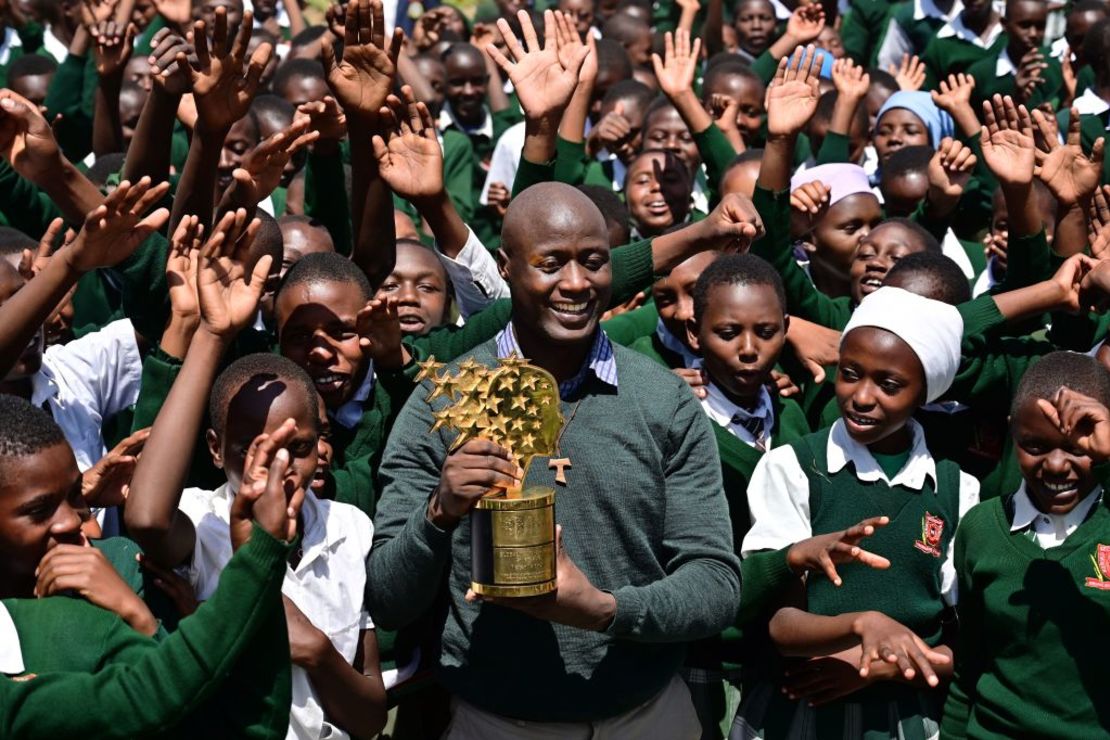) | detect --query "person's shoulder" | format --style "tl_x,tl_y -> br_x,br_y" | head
42,318 -> 137,366
612,342 -> 689,393
316,497 -> 374,554
957,495 -> 1005,537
